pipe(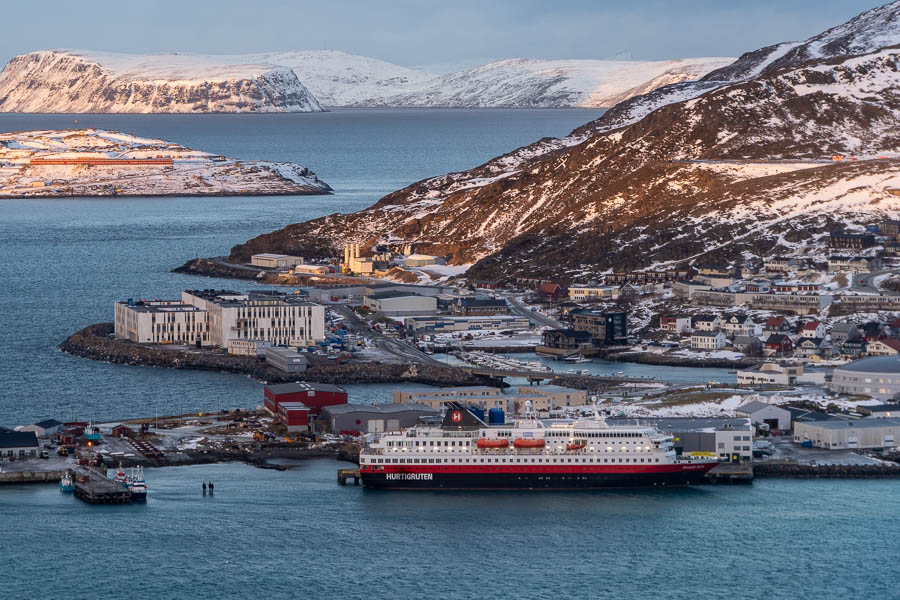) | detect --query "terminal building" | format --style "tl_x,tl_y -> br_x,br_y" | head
608,417 -> 753,463
114,289 -> 325,349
